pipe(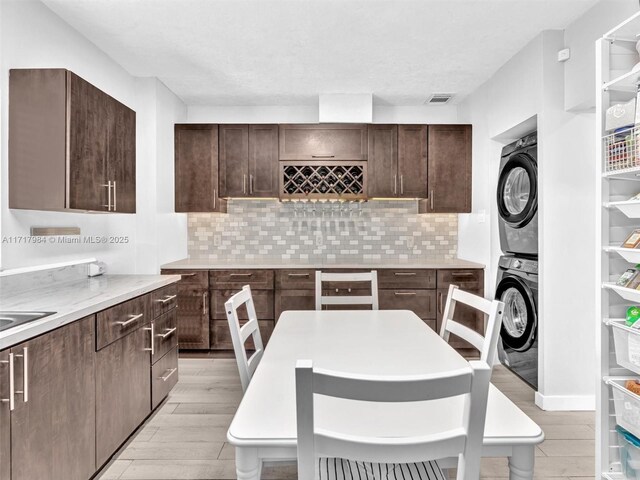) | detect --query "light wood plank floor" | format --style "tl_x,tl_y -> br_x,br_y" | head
97,359 -> 595,480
